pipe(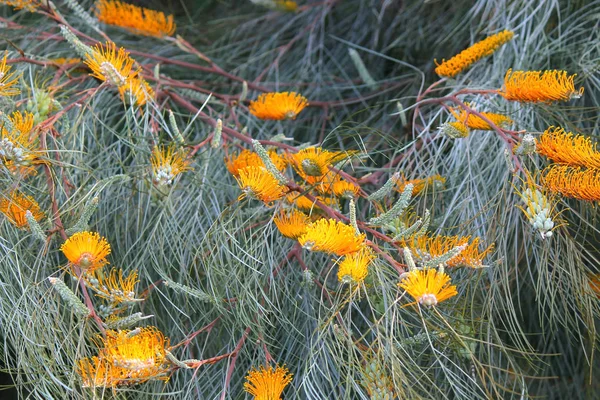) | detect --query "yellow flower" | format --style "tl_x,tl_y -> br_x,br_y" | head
274,209 -> 310,239
150,145 -> 191,186
396,174 -> 445,196
0,191 -> 44,229
225,149 -> 287,177
434,30 -> 514,78
77,356 -> 123,388
61,231 -> 111,272
400,234 -> 492,268
537,126 -> 600,169
450,106 -> 513,130
244,364 -> 293,400
499,69 -> 584,103
119,77 -> 154,106
0,0 -> 38,12
337,248 -> 374,284
86,268 -> 140,306
249,92 -> 308,120
84,42 -> 138,88
1,111 -> 40,174
542,164 -> 600,202
235,166 -> 288,204
0,52 -> 21,96
289,147 -> 347,177
95,0 -> 176,38
50,57 -> 82,65
332,180 -> 360,198
439,121 -> 469,138
398,269 -> 458,306
298,218 -> 365,256
285,193 -> 337,212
